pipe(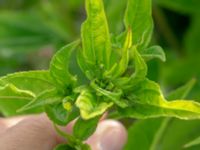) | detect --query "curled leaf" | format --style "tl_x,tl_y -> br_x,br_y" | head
104,29 -> 132,78
114,47 -> 147,89
0,71 -> 55,95
0,84 -> 36,116
91,80 -> 127,108
117,79 -> 200,120
75,88 -> 113,120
